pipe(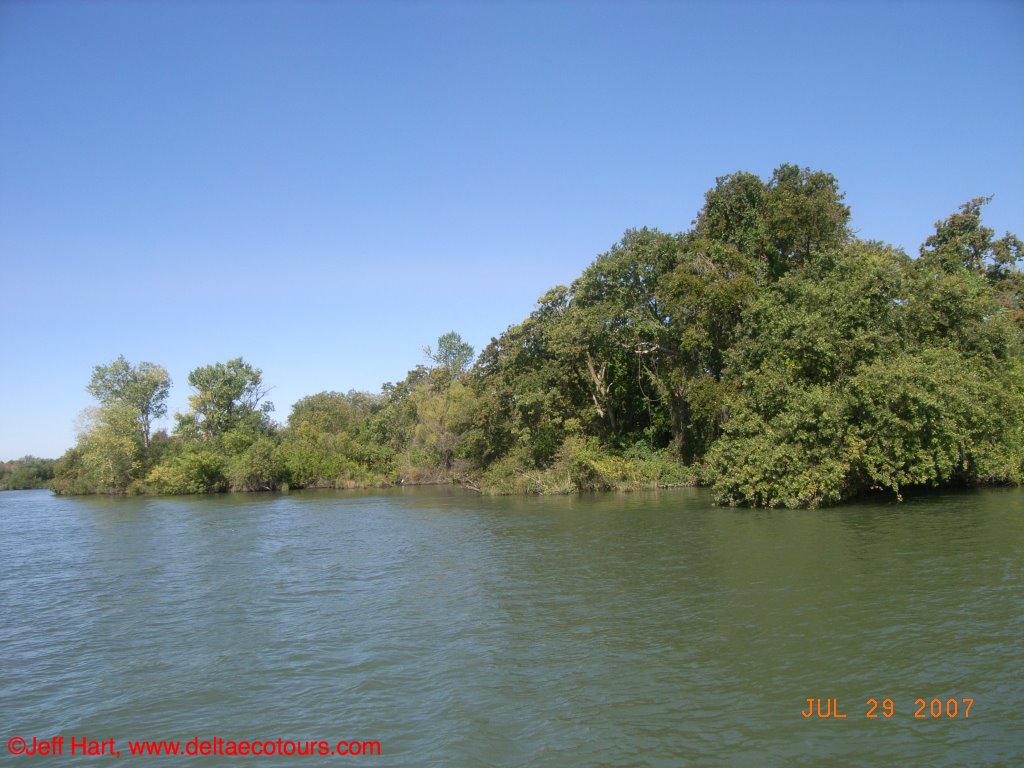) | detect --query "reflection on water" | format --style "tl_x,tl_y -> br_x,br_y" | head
1,487 -> 1021,766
